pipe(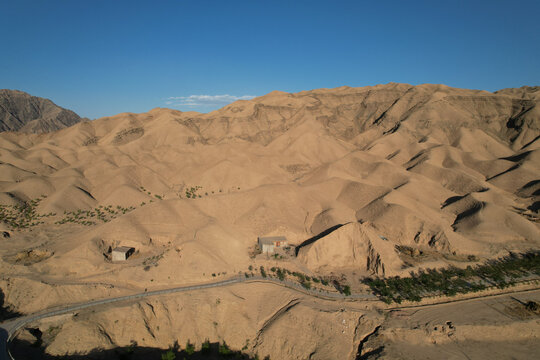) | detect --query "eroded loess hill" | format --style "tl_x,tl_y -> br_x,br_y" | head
0,84 -> 539,358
